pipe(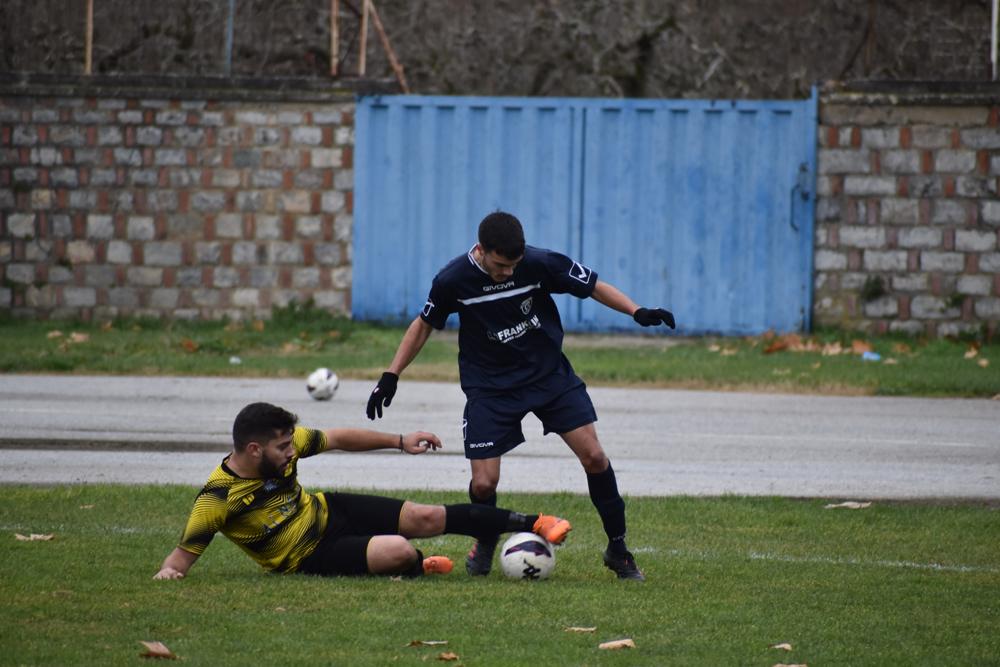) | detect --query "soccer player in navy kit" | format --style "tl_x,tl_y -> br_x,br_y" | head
366,212 -> 675,581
